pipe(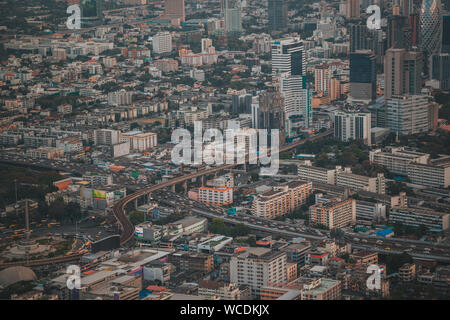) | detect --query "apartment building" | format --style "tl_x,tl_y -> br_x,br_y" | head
389,206 -> 450,231
94,129 -> 120,146
356,200 -> 387,225
336,172 -> 386,194
152,31 -> 173,54
26,147 -> 64,160
407,162 -> 450,188
0,133 -> 21,146
399,263 -> 416,282
300,277 -> 342,300
198,280 -> 242,300
298,162 -> 336,184
120,132 -> 157,152
251,181 -> 313,219
199,186 -> 233,206
168,252 -> 214,274
309,198 -> 356,230
107,90 -> 133,106
369,147 -> 429,175
81,173 -> 113,187
230,247 -> 287,298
